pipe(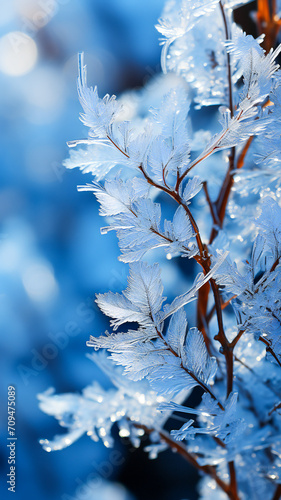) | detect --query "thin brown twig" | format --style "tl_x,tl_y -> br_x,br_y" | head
230,329 -> 246,349
209,136 -> 253,244
155,325 -> 225,411
138,165 -> 206,258
206,294 -> 237,325
107,128 -> 233,407
259,336 -> 281,367
203,181 -> 220,226
105,75 -> 240,497
133,423 -> 239,500
216,7 -> 238,498
268,401 -> 281,417
95,9 -> 281,496
107,135 -> 130,158
139,162 -> 234,408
